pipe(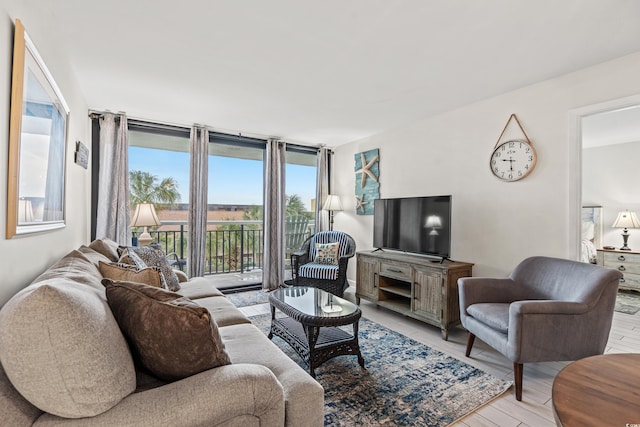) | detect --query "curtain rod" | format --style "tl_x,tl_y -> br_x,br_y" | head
88,109 -> 325,152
